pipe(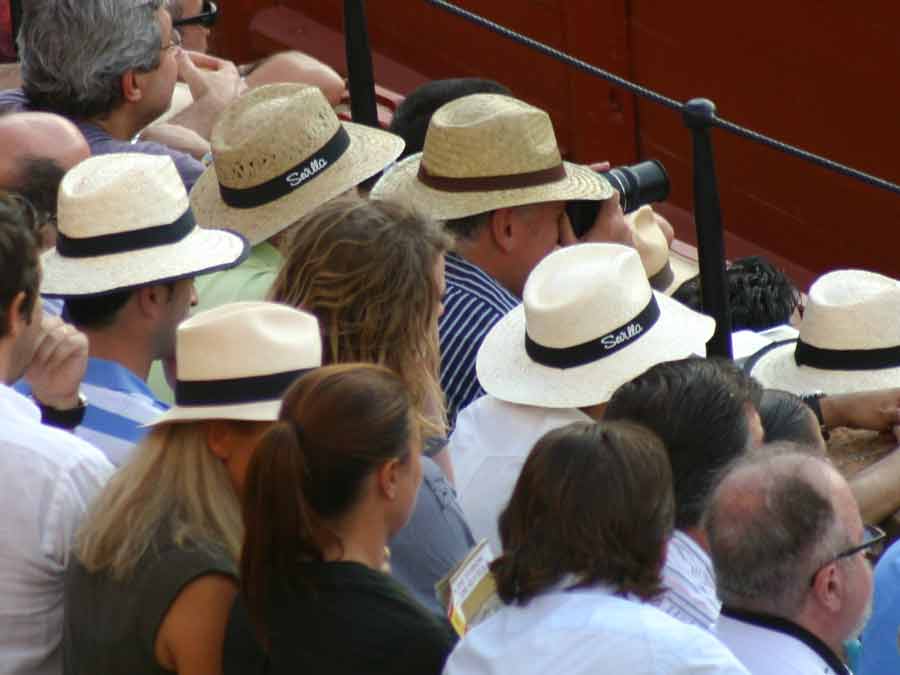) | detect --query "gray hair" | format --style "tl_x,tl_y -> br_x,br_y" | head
705,451 -> 847,618
165,0 -> 184,21
19,0 -> 165,119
